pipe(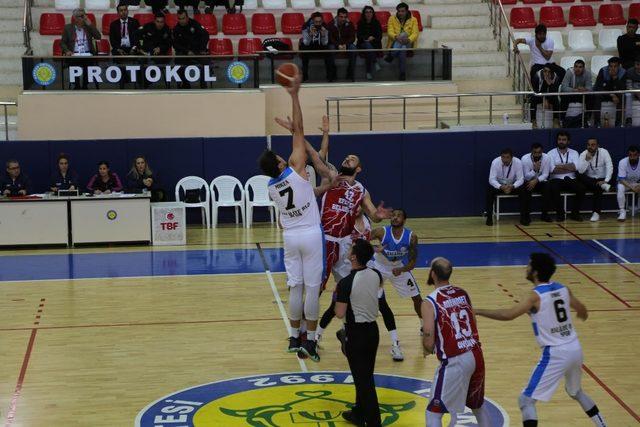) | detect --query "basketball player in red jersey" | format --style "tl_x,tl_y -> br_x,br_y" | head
422,257 -> 490,427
